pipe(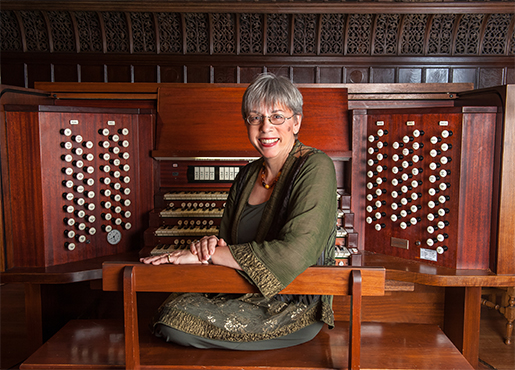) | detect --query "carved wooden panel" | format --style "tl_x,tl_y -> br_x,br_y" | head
1,6 -> 513,88
3,9 -> 513,57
